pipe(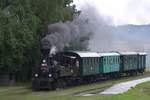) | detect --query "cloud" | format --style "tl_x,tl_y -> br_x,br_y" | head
73,0 -> 150,25
127,0 -> 150,25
